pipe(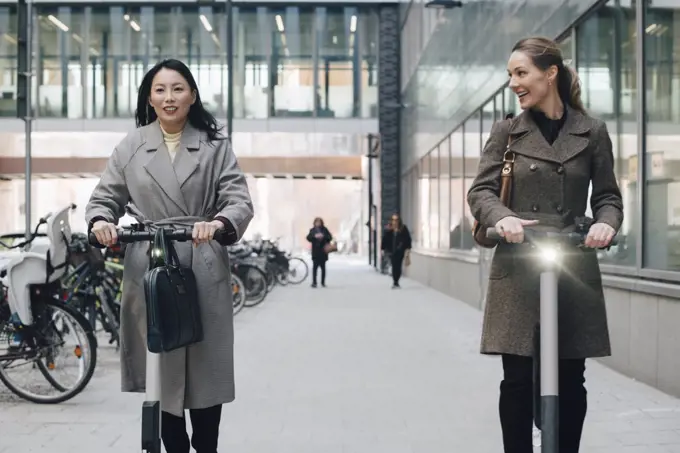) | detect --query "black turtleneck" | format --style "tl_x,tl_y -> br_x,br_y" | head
529,107 -> 567,145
